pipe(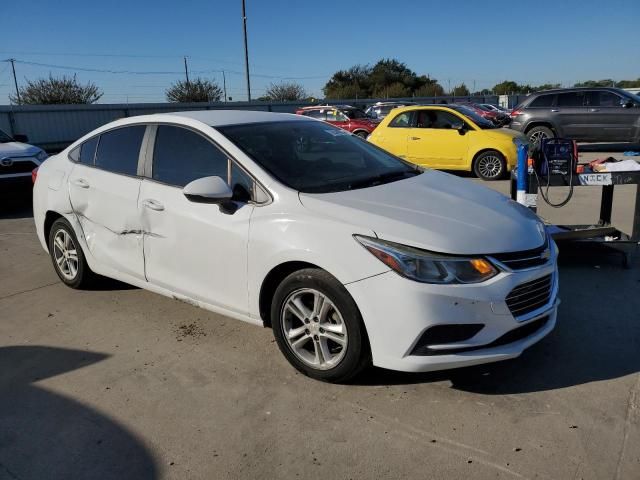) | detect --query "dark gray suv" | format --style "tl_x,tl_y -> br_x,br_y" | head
509,87 -> 640,144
